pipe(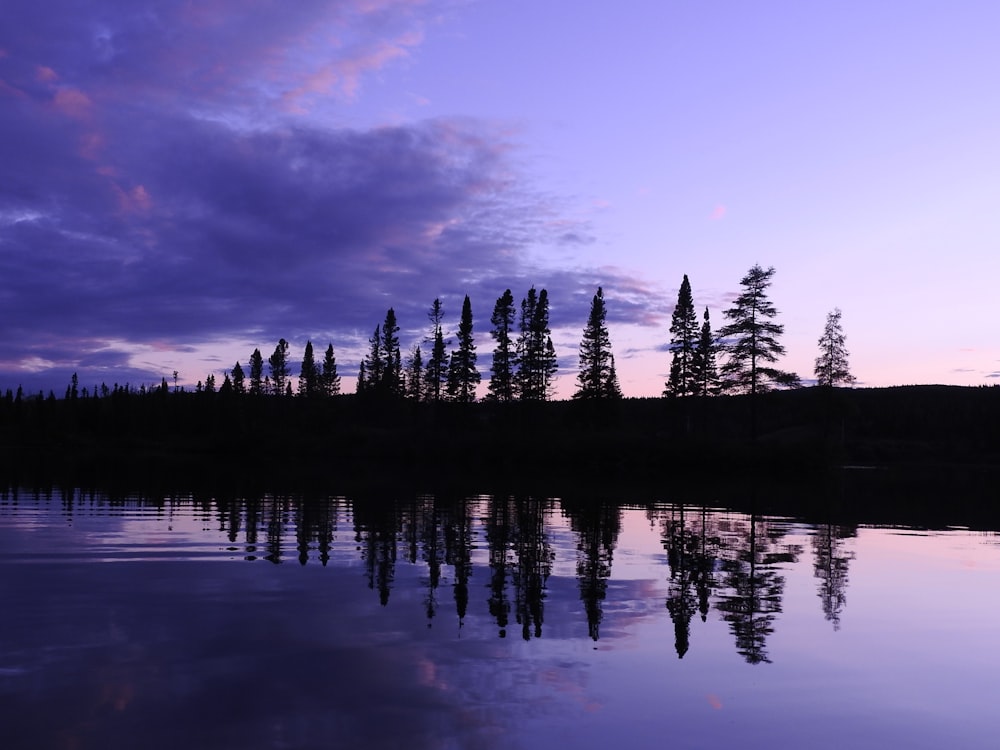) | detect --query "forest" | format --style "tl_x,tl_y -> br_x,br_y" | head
2,264 -> 999,492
